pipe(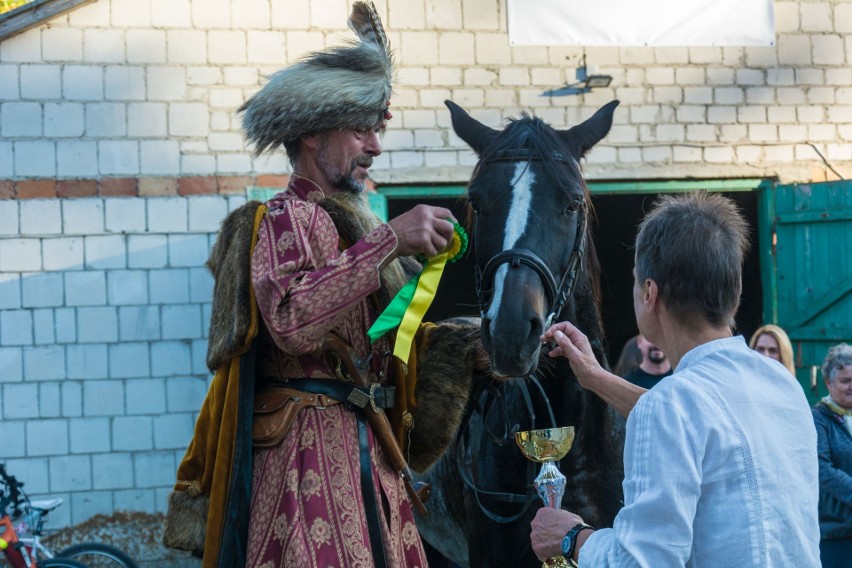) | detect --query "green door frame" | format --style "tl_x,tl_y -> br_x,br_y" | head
372,178 -> 777,321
